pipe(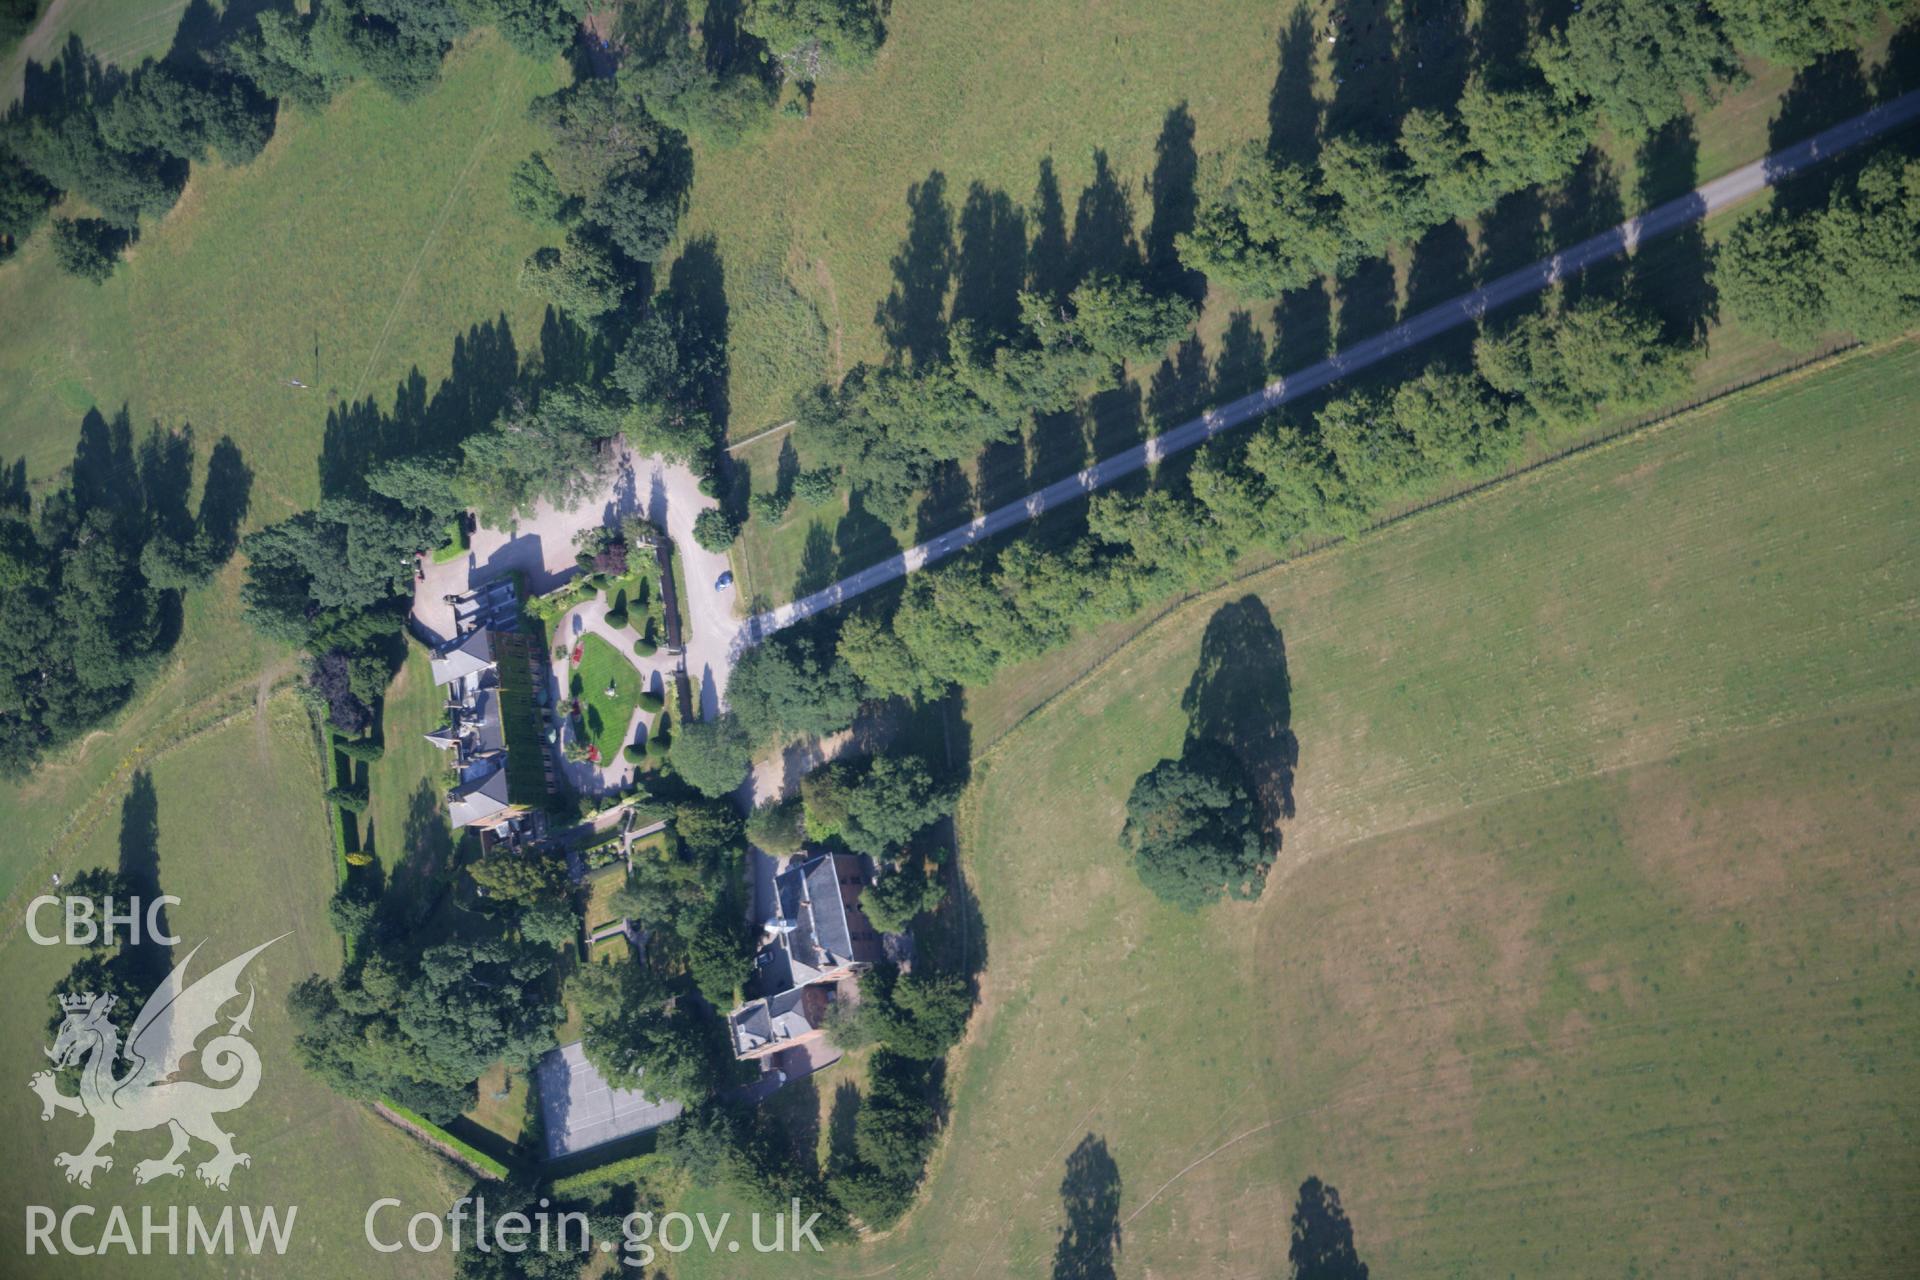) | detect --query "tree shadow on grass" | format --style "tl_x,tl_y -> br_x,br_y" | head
1068,150 -> 1140,286
915,459 -> 973,542
46,772 -> 171,1039
834,488 -> 903,579
197,435 -> 253,564
1767,50 -> 1874,218
1181,595 -> 1296,833
1291,1176 -> 1370,1280
773,436 -> 801,501
951,180 -> 1027,358
876,171 -> 954,369
1268,7 -> 1321,167
1145,102 -> 1205,302
1403,219 -> 1475,371
669,236 -> 731,431
1027,158 -> 1072,302
793,518 -> 838,598
375,779 -> 458,938
826,1078 -> 861,1173
1149,333 -> 1213,429
1213,310 -> 1270,402
1051,1133 -> 1122,1280
1548,151 -> 1626,307
117,771 -> 170,989
319,315 -> 521,499
1325,0 -> 1402,139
